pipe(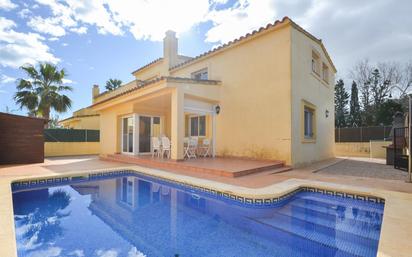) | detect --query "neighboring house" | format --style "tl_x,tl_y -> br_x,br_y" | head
59,105 -> 100,130
89,17 -> 336,167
